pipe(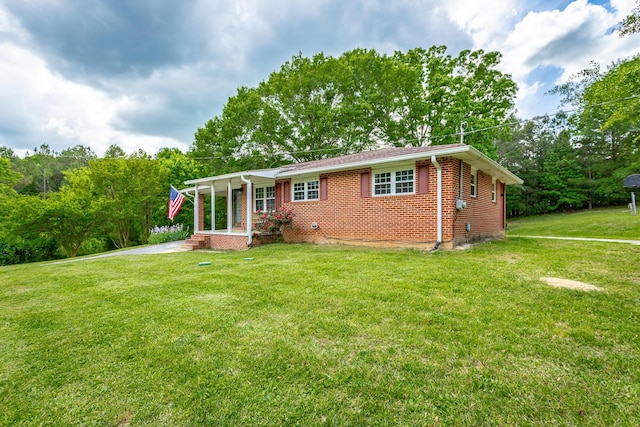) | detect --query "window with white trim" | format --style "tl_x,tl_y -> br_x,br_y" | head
293,180 -> 319,201
491,179 -> 497,202
470,168 -> 477,197
255,186 -> 275,212
373,169 -> 414,196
